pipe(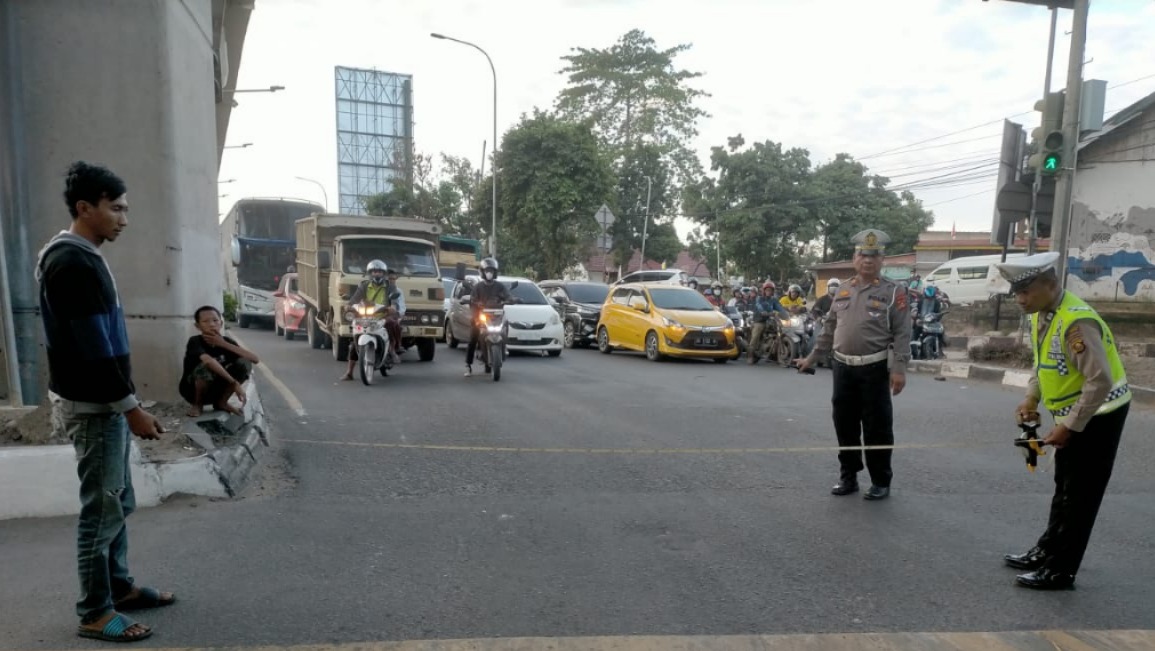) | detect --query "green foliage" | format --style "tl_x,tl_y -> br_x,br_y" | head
643,222 -> 683,266
363,152 -> 484,239
222,291 -> 238,322
495,109 -> 616,280
555,29 -> 708,266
